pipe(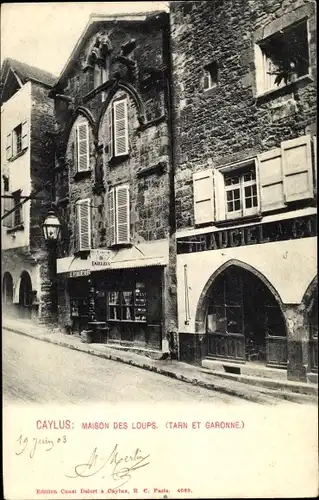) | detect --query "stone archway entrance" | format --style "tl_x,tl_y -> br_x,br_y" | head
204,265 -> 287,367
18,271 -> 32,319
